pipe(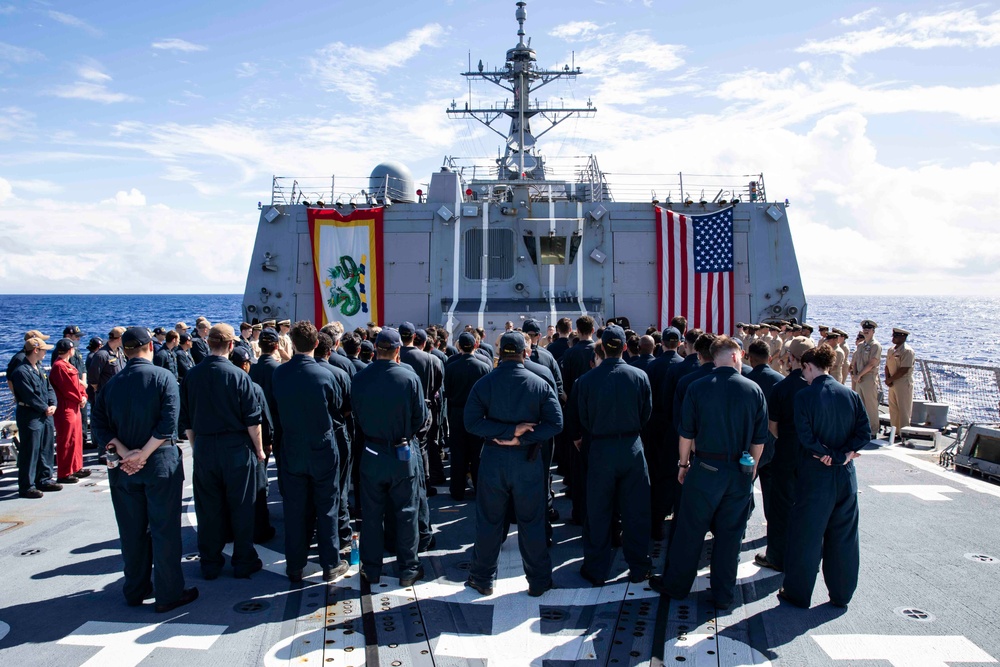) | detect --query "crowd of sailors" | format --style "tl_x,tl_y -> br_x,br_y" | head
4,315 -> 915,614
